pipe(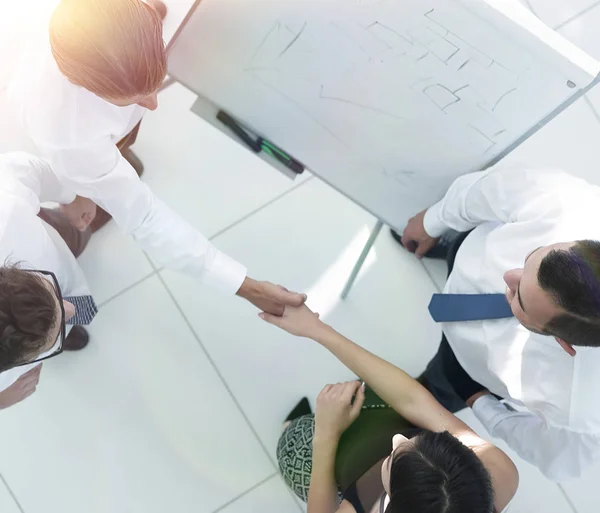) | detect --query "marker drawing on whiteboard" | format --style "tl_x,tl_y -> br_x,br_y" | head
492,88 -> 517,111
319,86 -> 407,122
279,22 -> 307,58
423,84 -> 461,111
